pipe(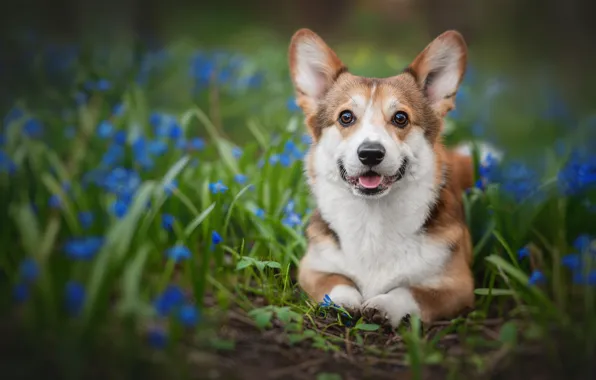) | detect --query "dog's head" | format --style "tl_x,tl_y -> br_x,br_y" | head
289,29 -> 467,198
